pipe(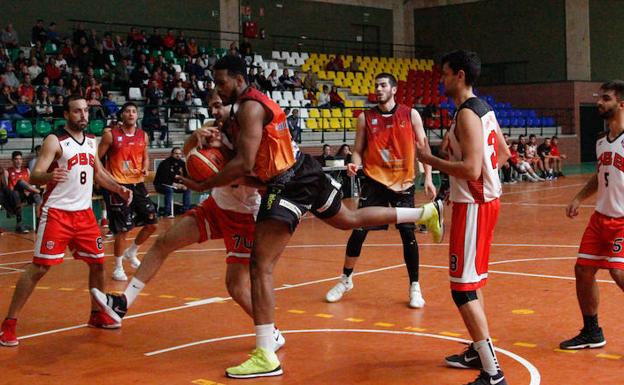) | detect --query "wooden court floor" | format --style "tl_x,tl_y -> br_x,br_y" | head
1,173 -> 622,385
